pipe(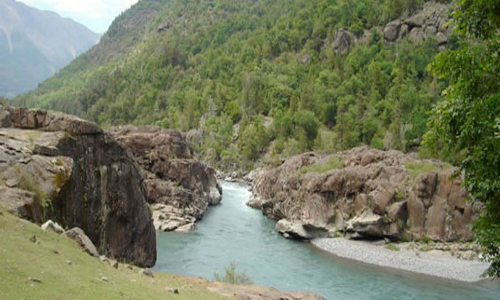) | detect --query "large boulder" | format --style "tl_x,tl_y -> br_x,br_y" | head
0,106 -> 156,267
384,19 -> 402,42
249,146 -> 479,243
62,227 -> 99,257
332,28 -> 352,55
108,125 -> 222,232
